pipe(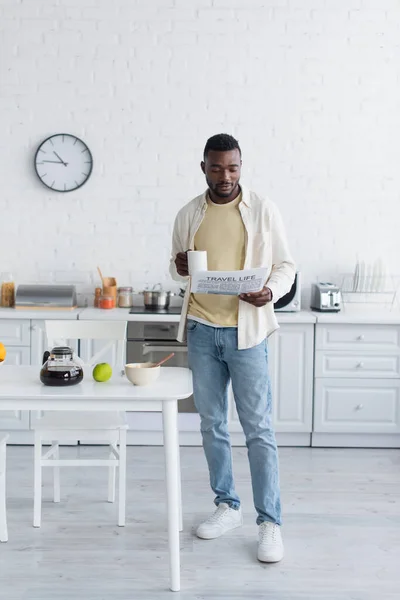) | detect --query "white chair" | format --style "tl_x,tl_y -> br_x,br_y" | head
0,434 -> 9,542
32,320 -> 128,529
